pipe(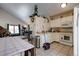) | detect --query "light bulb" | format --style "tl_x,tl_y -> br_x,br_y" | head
61,3 -> 67,8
